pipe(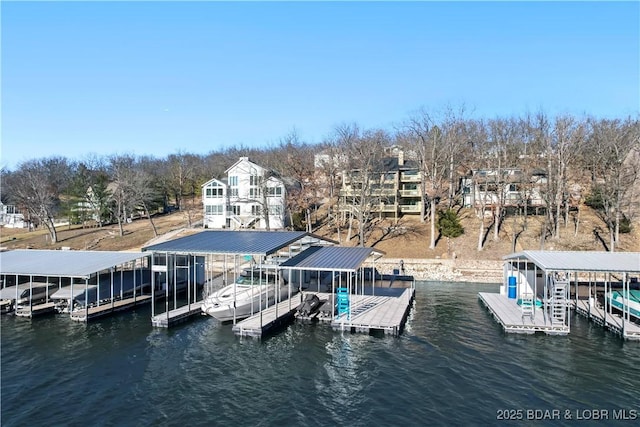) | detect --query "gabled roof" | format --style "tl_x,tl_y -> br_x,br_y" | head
504,250 -> 640,273
279,246 -> 385,272
0,250 -> 148,279
201,177 -> 226,188
225,156 -> 261,174
142,230 -> 319,256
